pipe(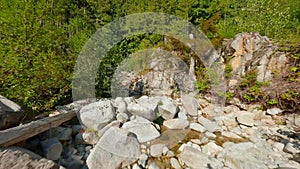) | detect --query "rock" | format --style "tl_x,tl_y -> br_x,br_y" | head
82,132 -> 99,145
178,108 -> 188,119
198,116 -> 218,132
170,158 -> 182,169
224,105 -> 240,114
272,142 -> 285,151
202,142 -> 223,157
163,118 -> 189,129
189,123 -> 206,132
0,146 -> 61,169
72,125 -> 83,135
158,97 -> 179,120
267,107 -> 283,115
138,153 -> 148,168
222,114 -> 238,127
116,112 -> 129,123
97,120 -> 120,136
75,133 -> 85,145
148,162 -> 160,169
219,142 -> 269,169
40,137 -> 63,161
181,95 -> 198,116
127,103 -> 157,121
44,127 -> 72,141
132,164 -> 142,169
0,95 -> 25,130
150,144 -> 165,157
221,131 -> 242,139
122,116 -> 160,143
79,100 -> 115,131
87,127 -> 140,169
205,131 -> 217,139
283,143 -> 300,154
116,100 -> 128,115
236,111 -> 255,127
179,146 -> 222,169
